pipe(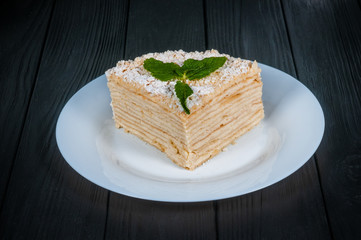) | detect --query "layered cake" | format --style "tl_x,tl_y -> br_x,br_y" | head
106,50 -> 264,170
